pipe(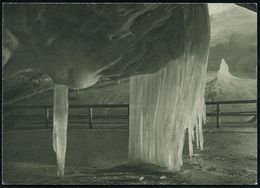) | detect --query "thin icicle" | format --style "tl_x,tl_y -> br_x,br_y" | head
188,127 -> 193,158
53,84 -> 69,177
